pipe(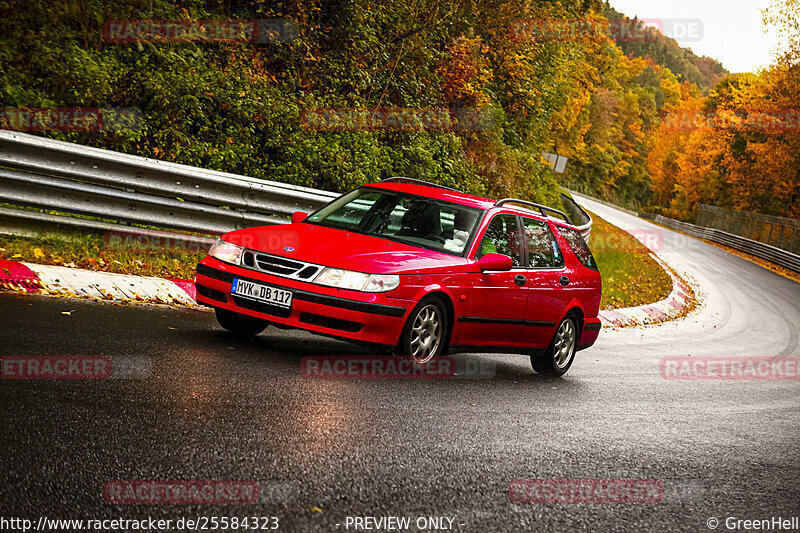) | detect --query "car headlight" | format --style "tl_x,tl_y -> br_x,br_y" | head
209,239 -> 244,265
361,274 -> 400,293
313,268 -> 399,292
